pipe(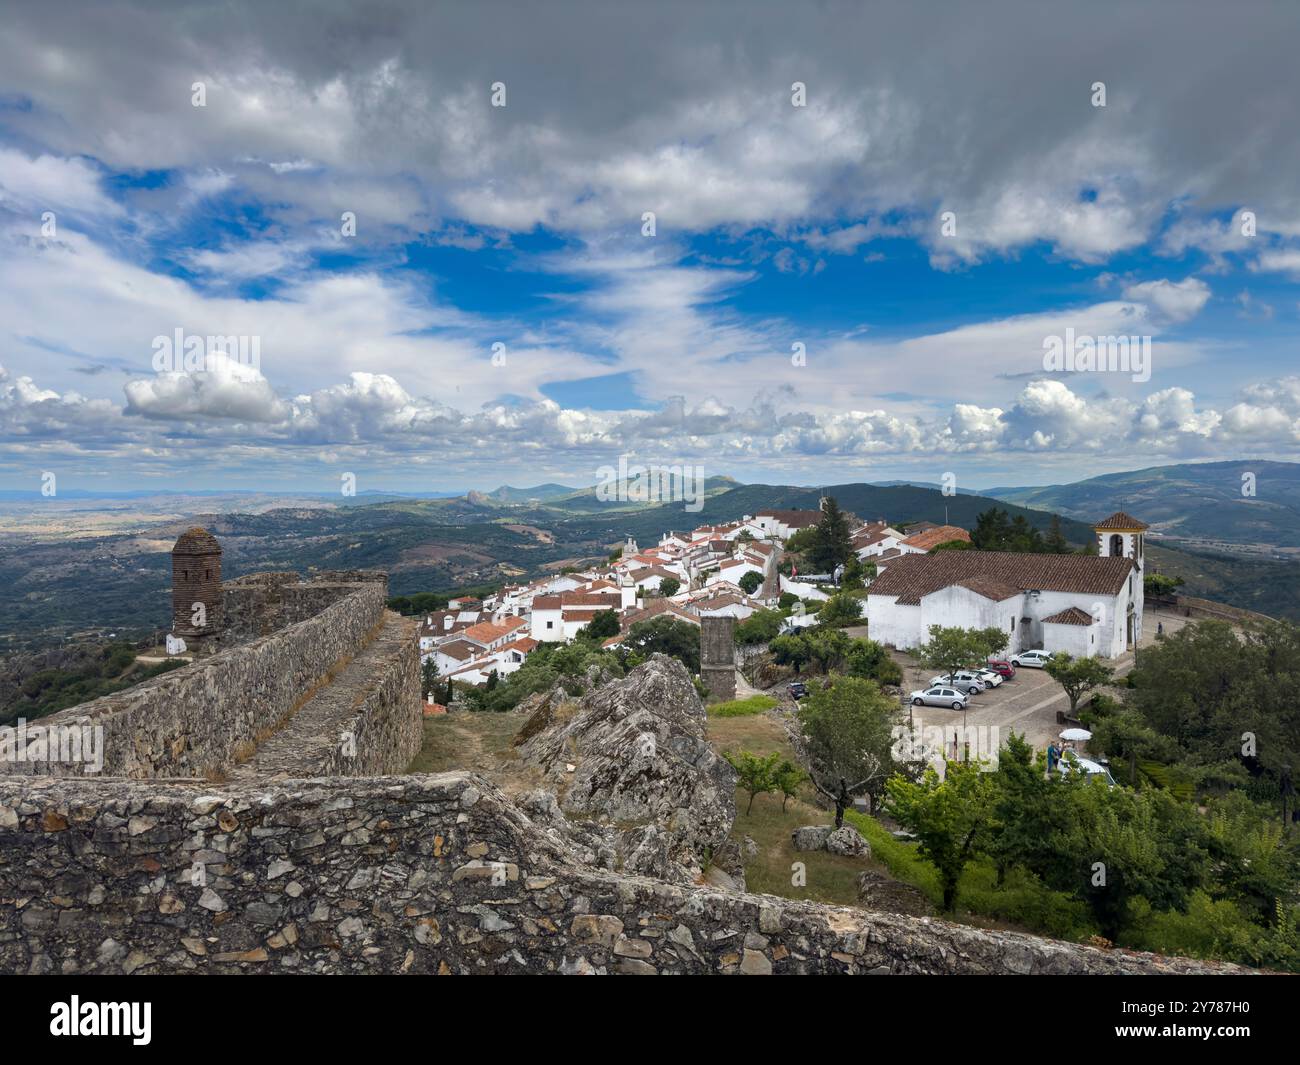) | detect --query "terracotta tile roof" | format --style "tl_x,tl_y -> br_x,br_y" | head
867,551 -> 1134,605
901,525 -> 971,551
436,639 -> 479,661
621,600 -> 700,629
500,636 -> 538,653
635,566 -> 681,582
954,576 -> 1023,602
532,594 -> 562,610
462,617 -> 527,645
559,591 -> 623,608
1094,511 -> 1150,531
853,529 -> 892,547
1042,607 -> 1096,626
